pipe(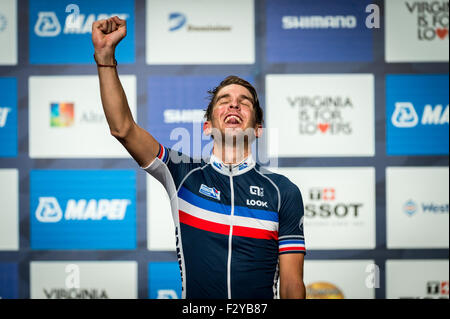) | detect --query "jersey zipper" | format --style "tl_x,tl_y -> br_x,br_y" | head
227,165 -> 234,299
